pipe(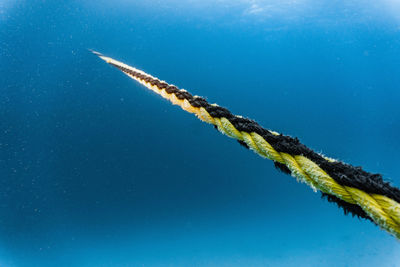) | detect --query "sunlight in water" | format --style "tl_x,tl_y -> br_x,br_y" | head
0,0 -> 16,21
85,0 -> 400,26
